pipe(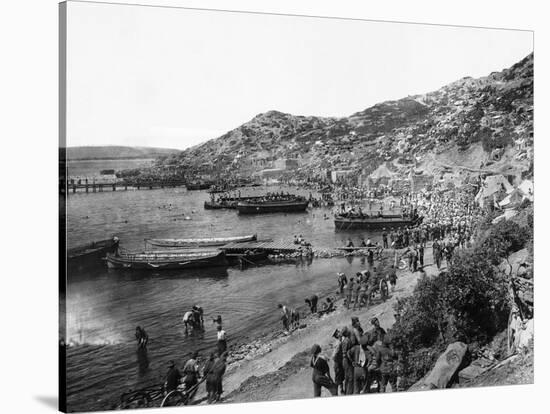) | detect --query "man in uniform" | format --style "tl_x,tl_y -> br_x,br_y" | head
206,352 -> 227,403
305,294 -> 319,314
165,360 -> 182,393
433,239 -> 442,270
370,318 -> 386,343
352,281 -> 361,310
376,336 -> 398,392
340,327 -> 354,395
182,351 -> 201,394
347,337 -> 367,394
337,272 -> 347,295
345,278 -> 354,309
331,329 -> 345,395
216,325 -> 227,356
418,243 -> 425,268
310,344 -> 338,397
278,304 -> 291,331
388,265 -> 397,292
